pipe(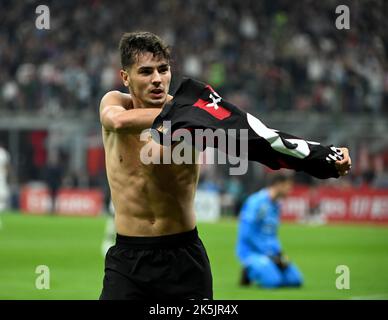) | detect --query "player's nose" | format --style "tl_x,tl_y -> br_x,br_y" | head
151,70 -> 162,85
